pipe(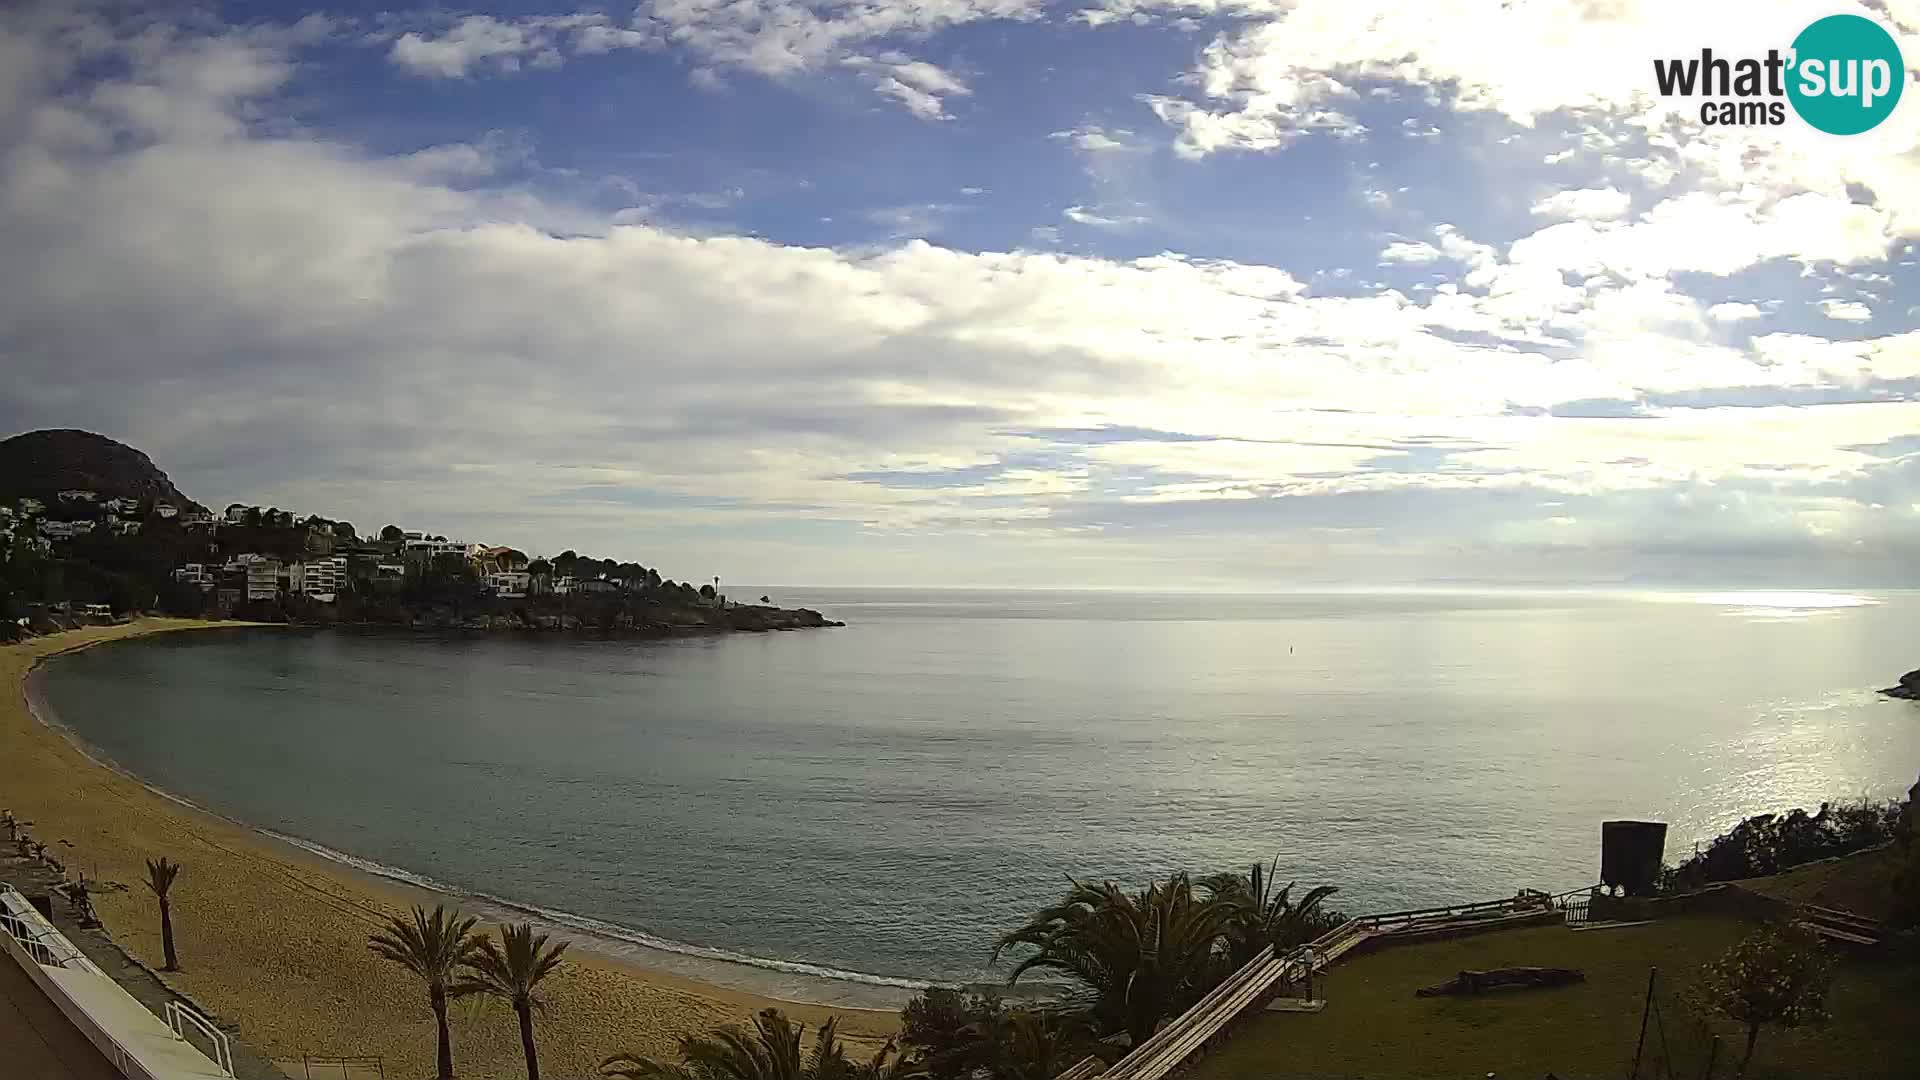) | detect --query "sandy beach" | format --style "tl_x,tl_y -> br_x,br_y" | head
2,620 -> 898,1079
